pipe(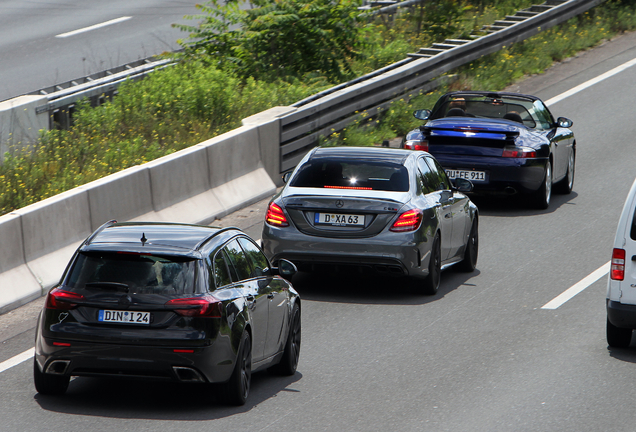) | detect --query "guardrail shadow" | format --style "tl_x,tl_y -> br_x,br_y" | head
292,266 -> 482,306
34,371 -> 303,420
